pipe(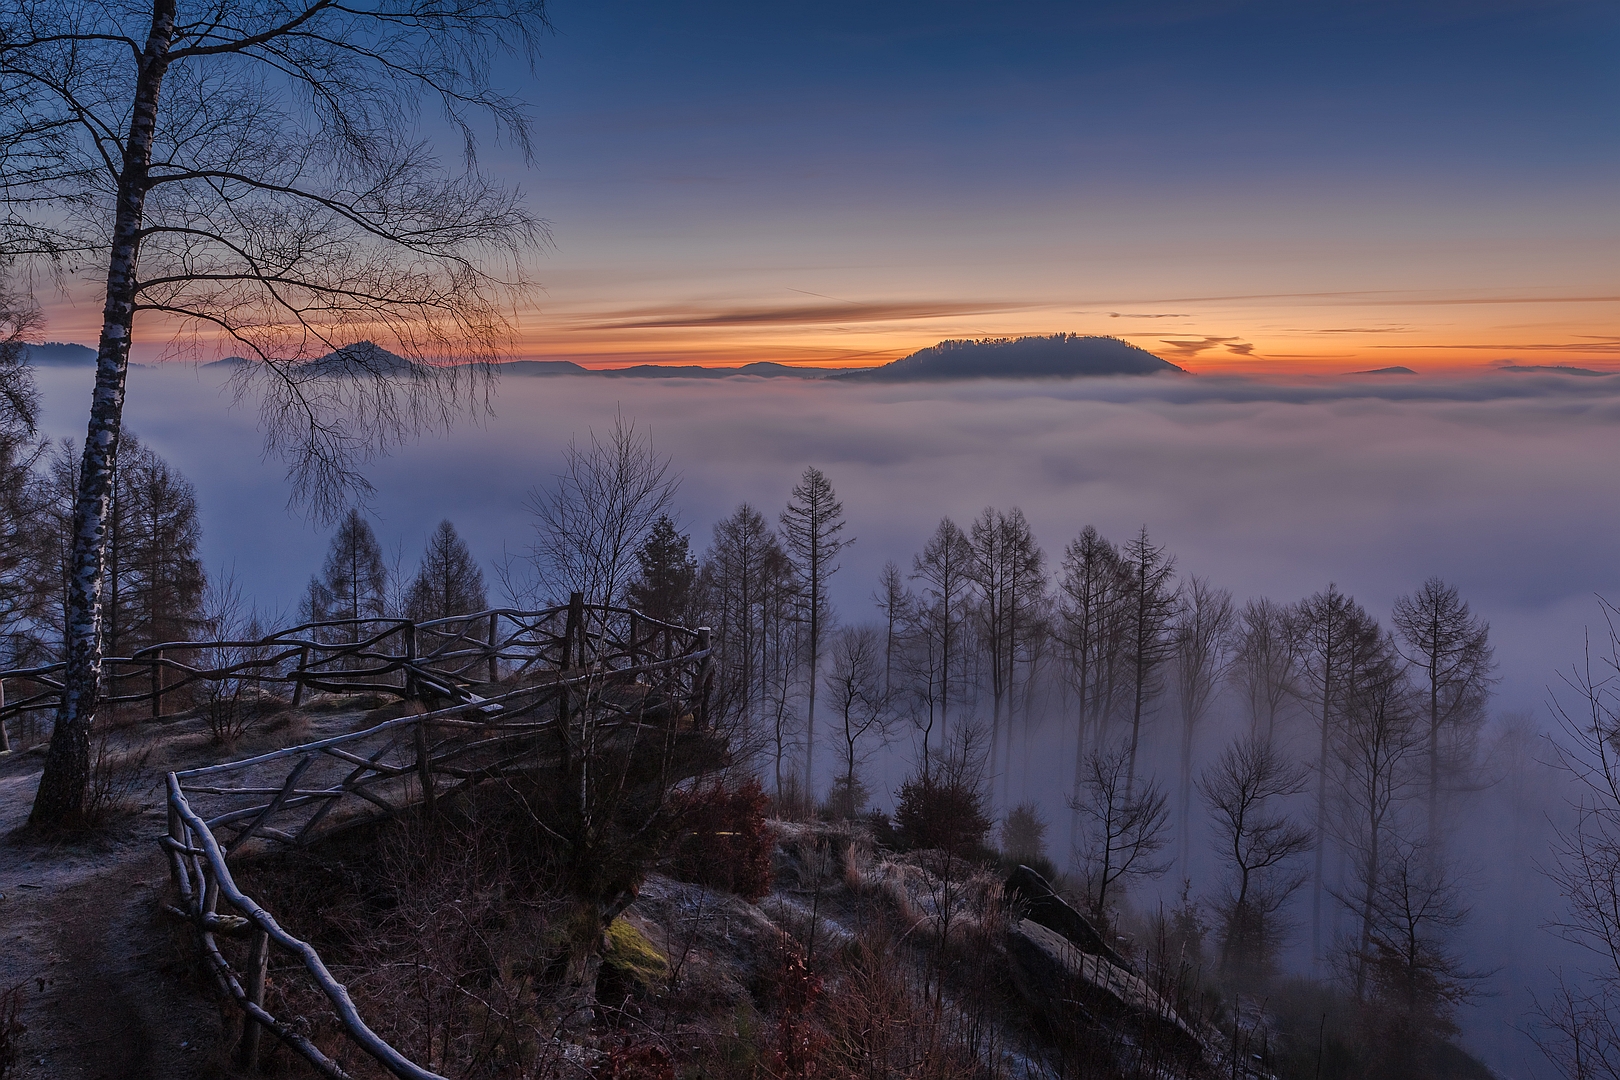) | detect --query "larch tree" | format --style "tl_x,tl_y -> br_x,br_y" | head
1172,575 -> 1234,875
701,503 -> 798,793
0,292 -> 51,705
1295,583 -> 1367,970
1058,525 -> 1128,859
967,505 -> 1046,811
303,508 -> 389,647
5,0 -> 549,825
780,466 -> 851,802
404,519 -> 487,622
872,559 -> 909,698
908,516 -> 974,770
1391,577 -> 1496,845
43,433 -> 206,657
1232,596 -> 1298,739
1121,526 -> 1178,794
1333,619 -> 1420,1002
